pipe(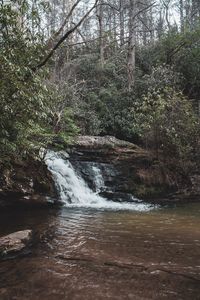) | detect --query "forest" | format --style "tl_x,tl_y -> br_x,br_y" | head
1,0 -> 199,168
1,1 -> 200,299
